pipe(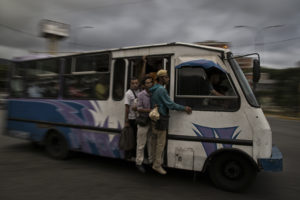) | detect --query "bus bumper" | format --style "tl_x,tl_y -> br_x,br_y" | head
258,146 -> 283,172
